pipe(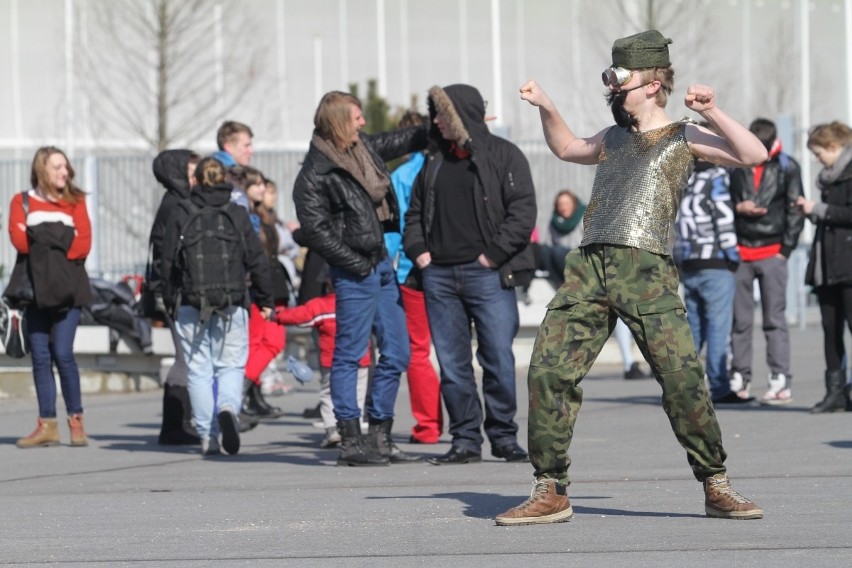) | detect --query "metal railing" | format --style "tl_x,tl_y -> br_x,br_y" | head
0,145 -> 815,326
